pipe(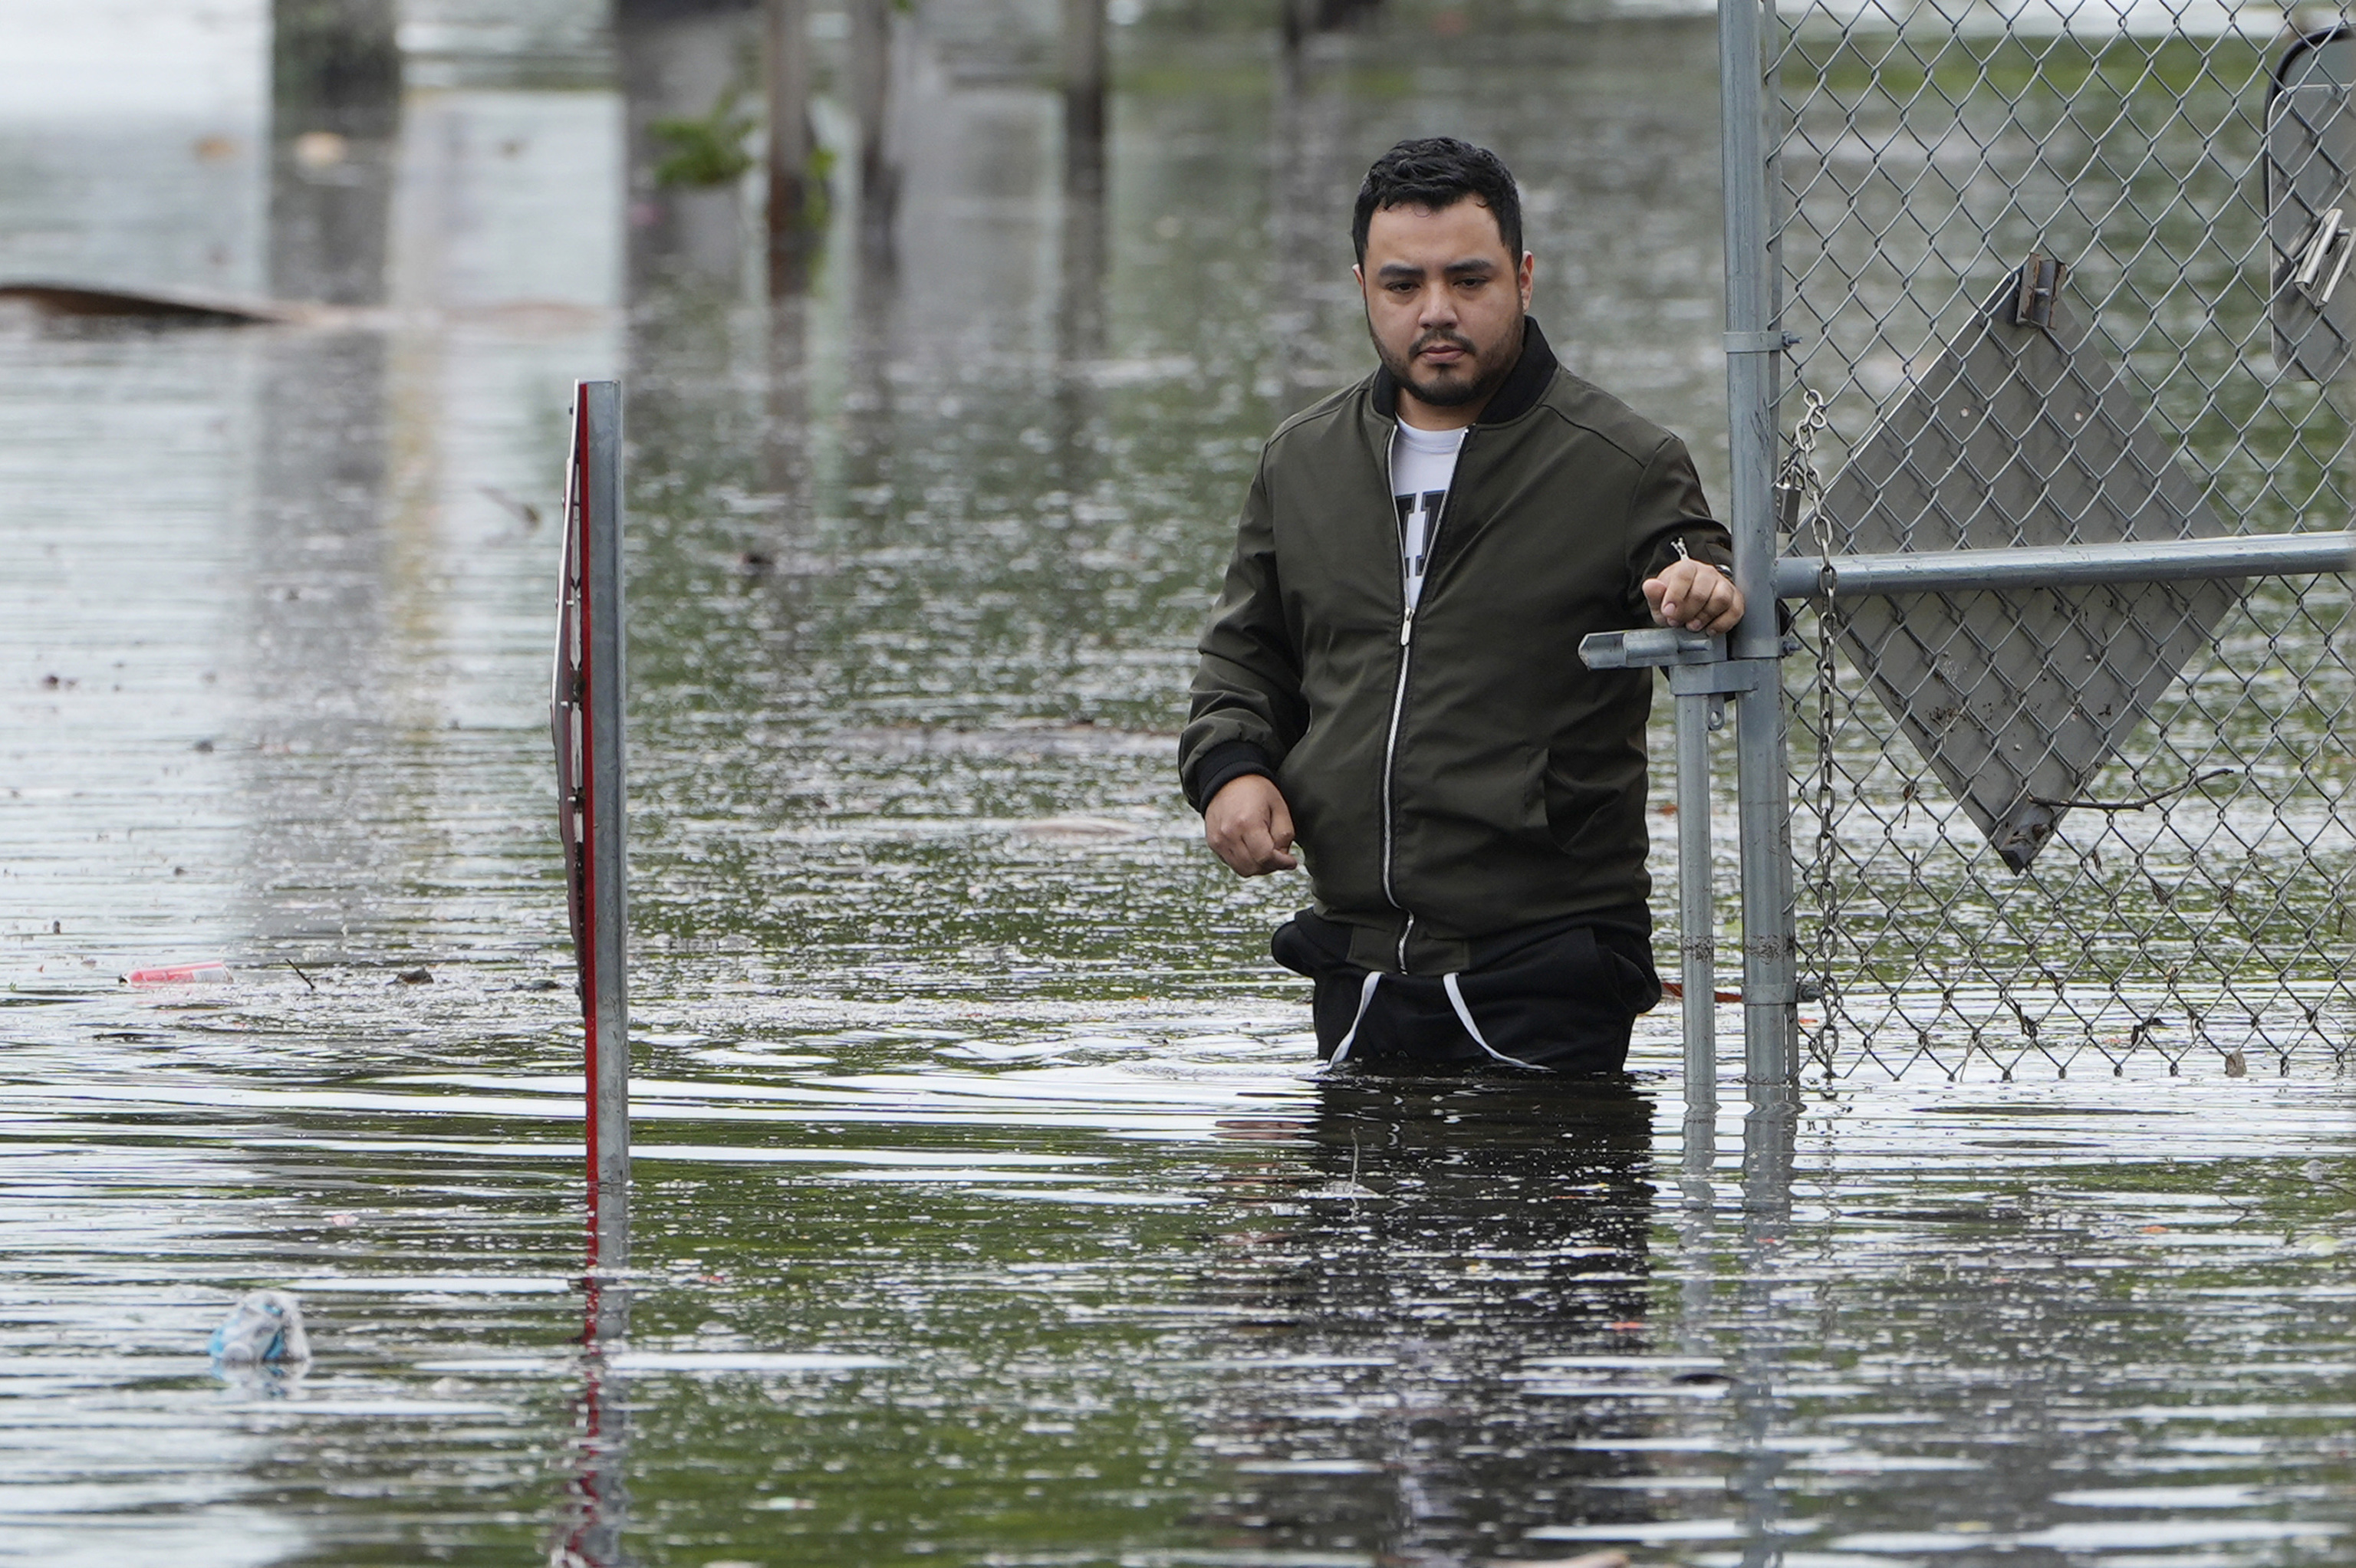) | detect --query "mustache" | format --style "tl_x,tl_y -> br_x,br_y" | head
1412,329 -> 1476,359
